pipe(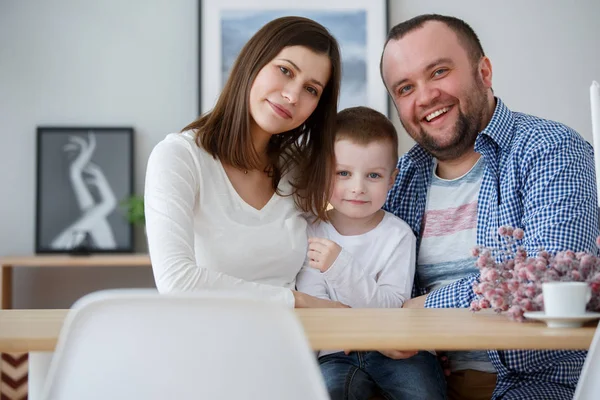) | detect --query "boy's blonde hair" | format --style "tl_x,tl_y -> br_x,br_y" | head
335,106 -> 399,162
